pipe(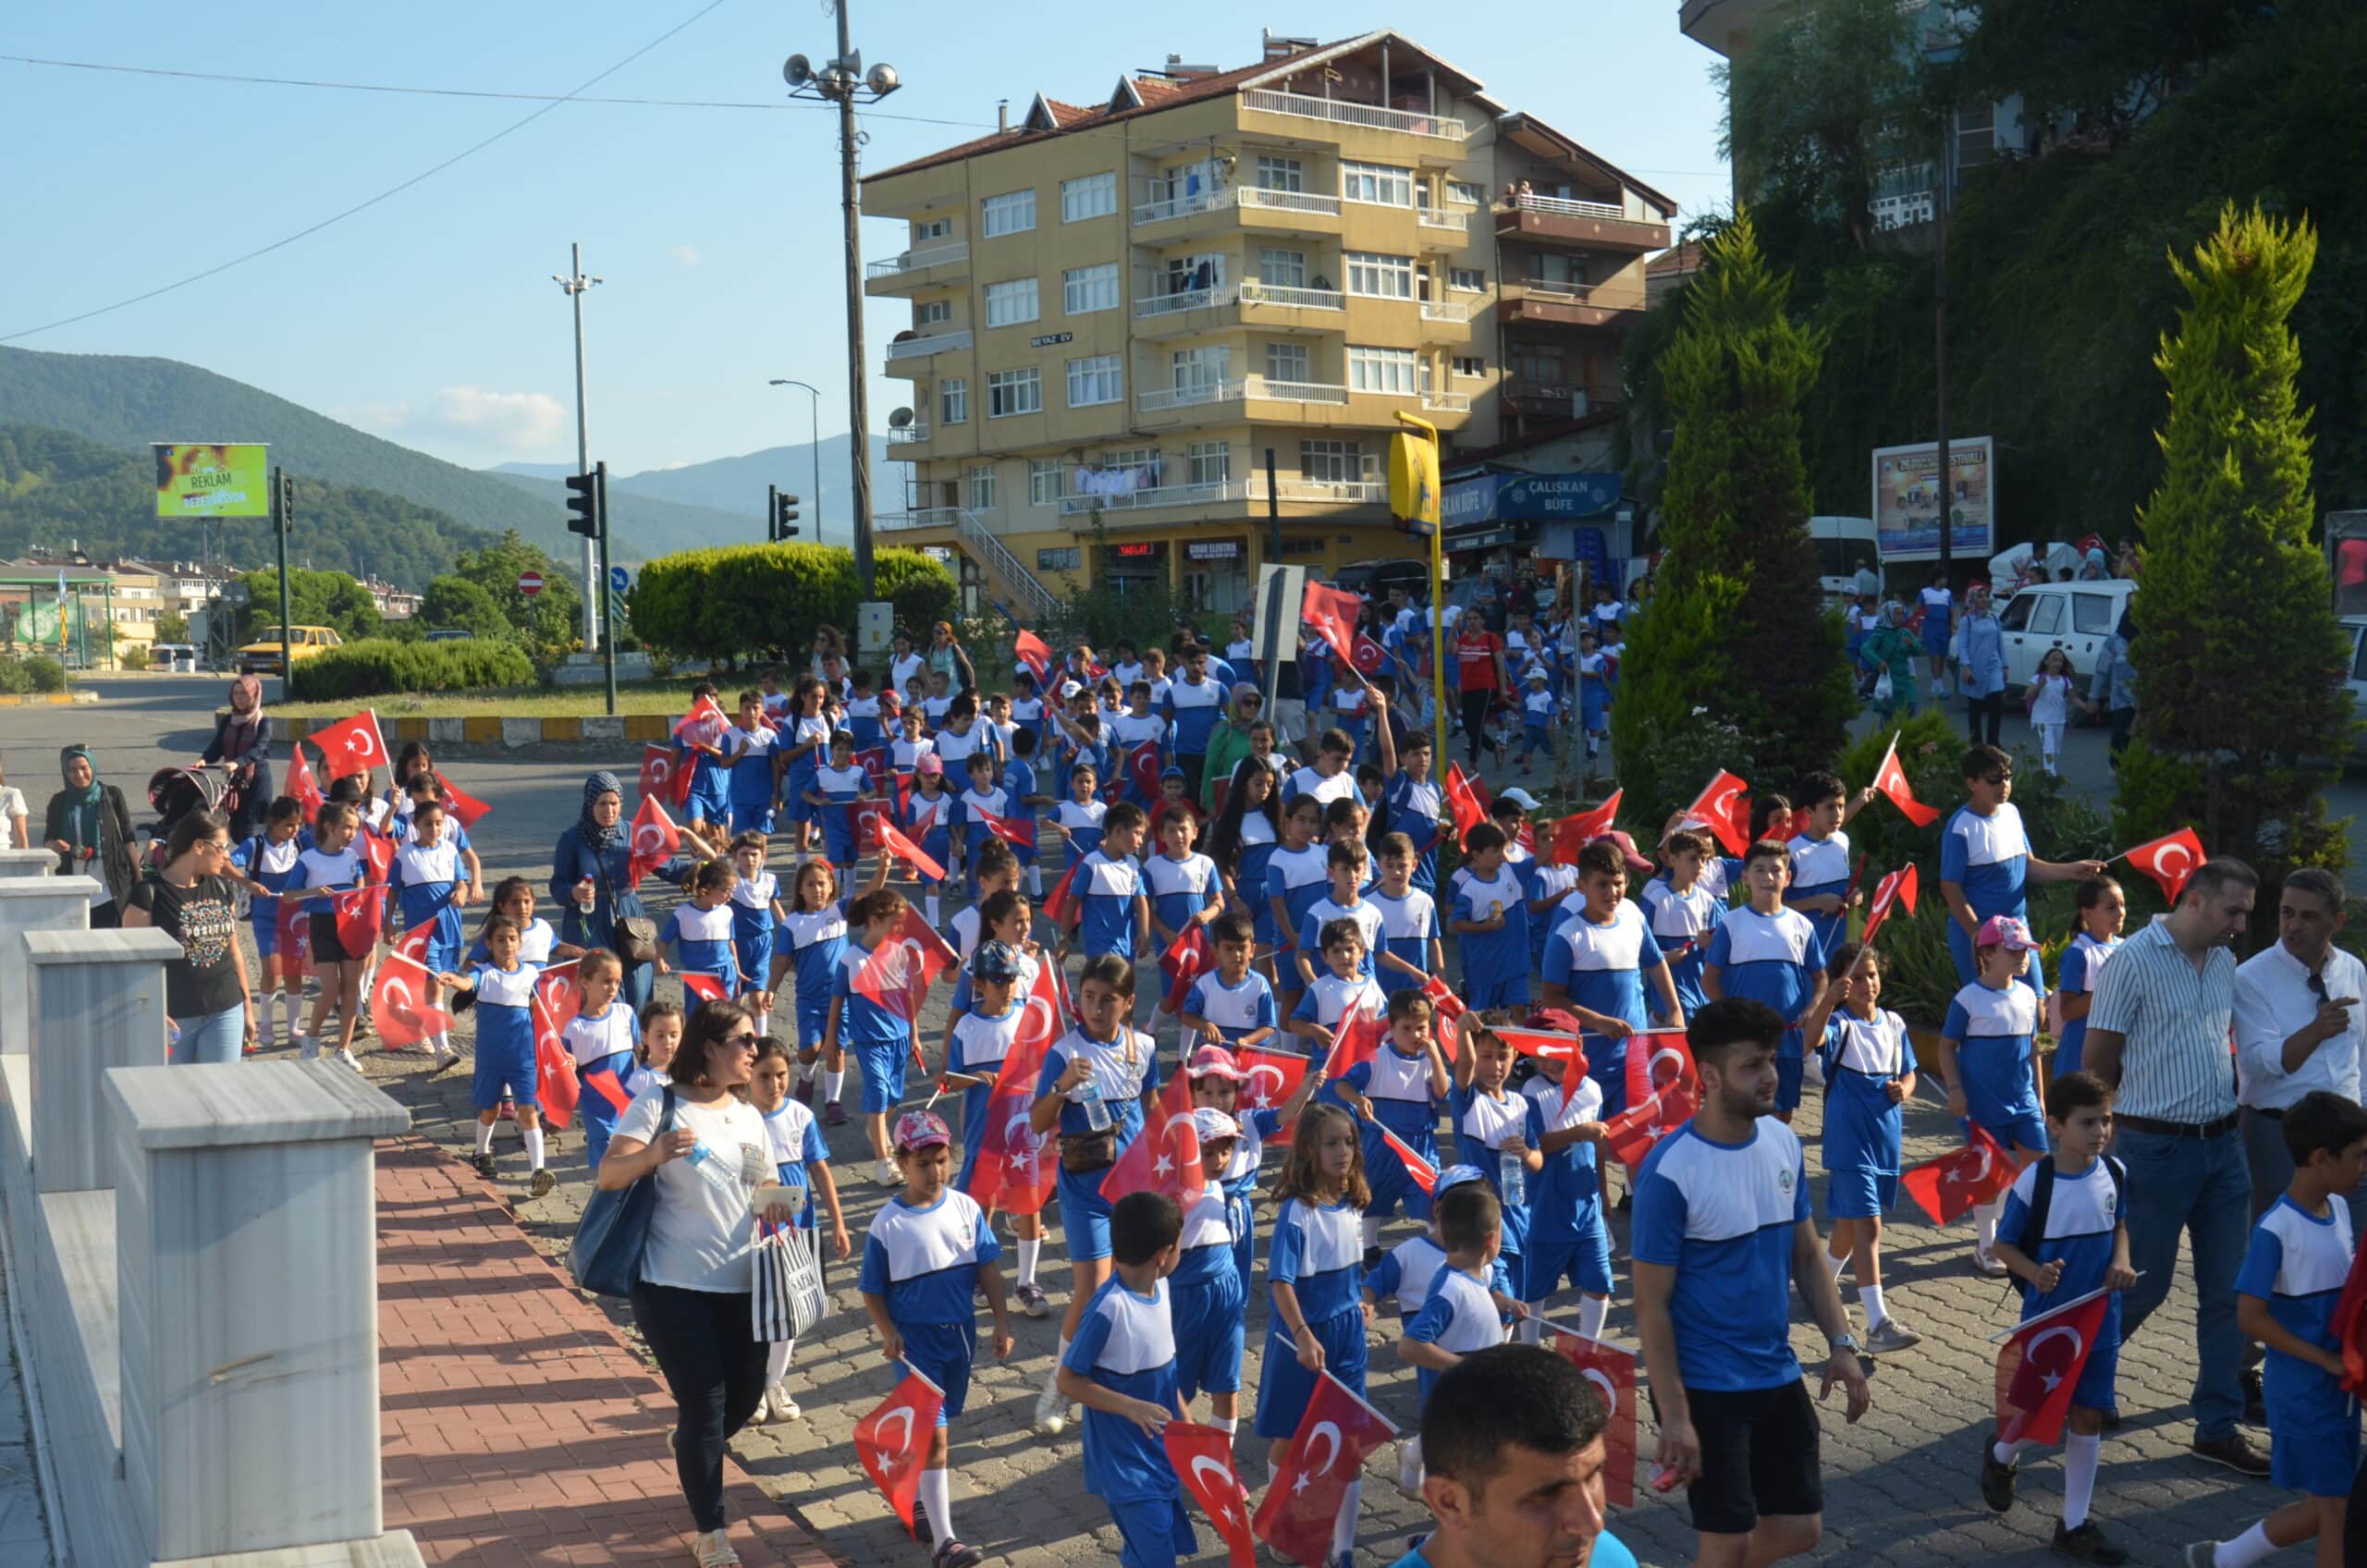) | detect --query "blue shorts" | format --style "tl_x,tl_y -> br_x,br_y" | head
2273,1415 -> 2360,1496
1774,1055 -> 1805,1114
853,1035 -> 909,1114
472,1023 -> 536,1112
1060,1163 -> 1116,1261
1961,1046 -> 2045,1156
1522,722 -> 1551,755
687,773 -> 730,824
250,917 -> 281,961
1171,1266 -> 1246,1401
896,1321 -> 976,1425
1254,1305 -> 1367,1439
1923,620 -> 1951,659
1365,1128 -> 1438,1223
1464,973 -> 1530,1011
1227,1188 -> 1258,1292
1107,1494 -> 1196,1568
1522,1223 -> 1613,1302
795,991 -> 831,1055
730,800 -> 776,835
1588,1049 -> 1629,1119
1825,1165 -> 1899,1219
733,937 -> 774,997
1823,1096 -> 1903,1219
